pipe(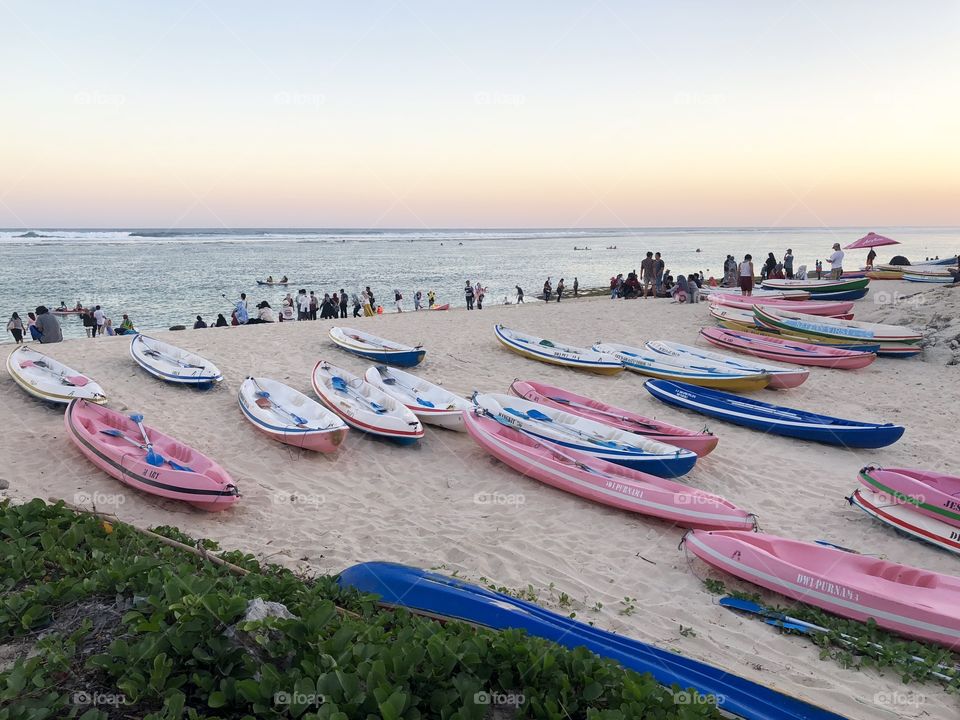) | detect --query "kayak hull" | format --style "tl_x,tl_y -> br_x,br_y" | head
337,562 -> 845,720
473,392 -> 698,477
312,361 -> 424,443
644,379 -> 904,448
762,277 -> 869,294
64,399 -> 239,511
859,466 -> 960,528
465,410 -> 752,529
495,324 -> 623,374
698,327 -> 877,369
685,529 -> 960,648
329,327 -> 425,367
364,366 -> 471,431
645,339 -> 809,389
7,346 -> 107,404
850,488 -> 960,557
509,380 -> 718,456
238,377 -> 348,452
130,335 -> 222,387
594,342 -> 770,391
